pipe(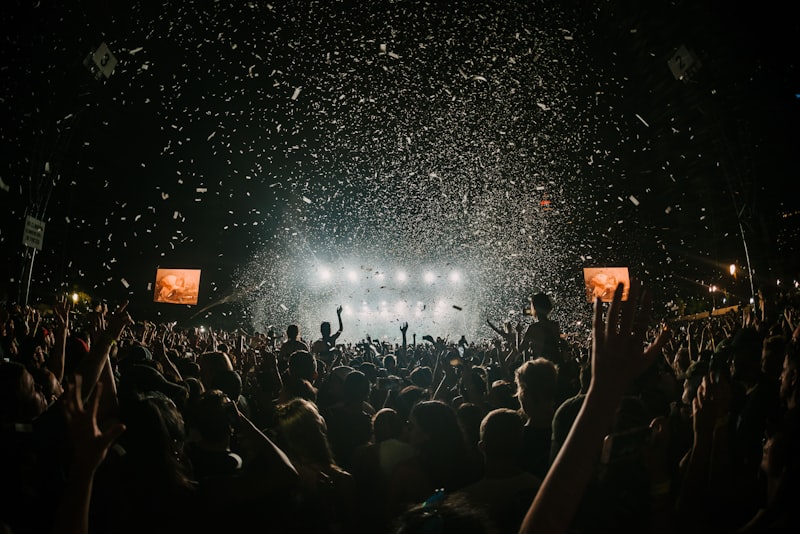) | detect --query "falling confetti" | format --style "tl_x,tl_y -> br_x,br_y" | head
0,0 -> 790,340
